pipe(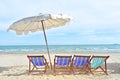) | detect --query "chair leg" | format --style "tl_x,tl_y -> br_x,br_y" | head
28,62 -> 31,75
88,66 -> 94,75
84,65 -> 89,74
44,65 -> 47,73
105,61 -> 108,75
68,67 -> 72,74
87,65 -> 93,74
54,65 -> 56,75
70,67 -> 74,74
98,61 -> 108,75
100,66 -> 108,75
